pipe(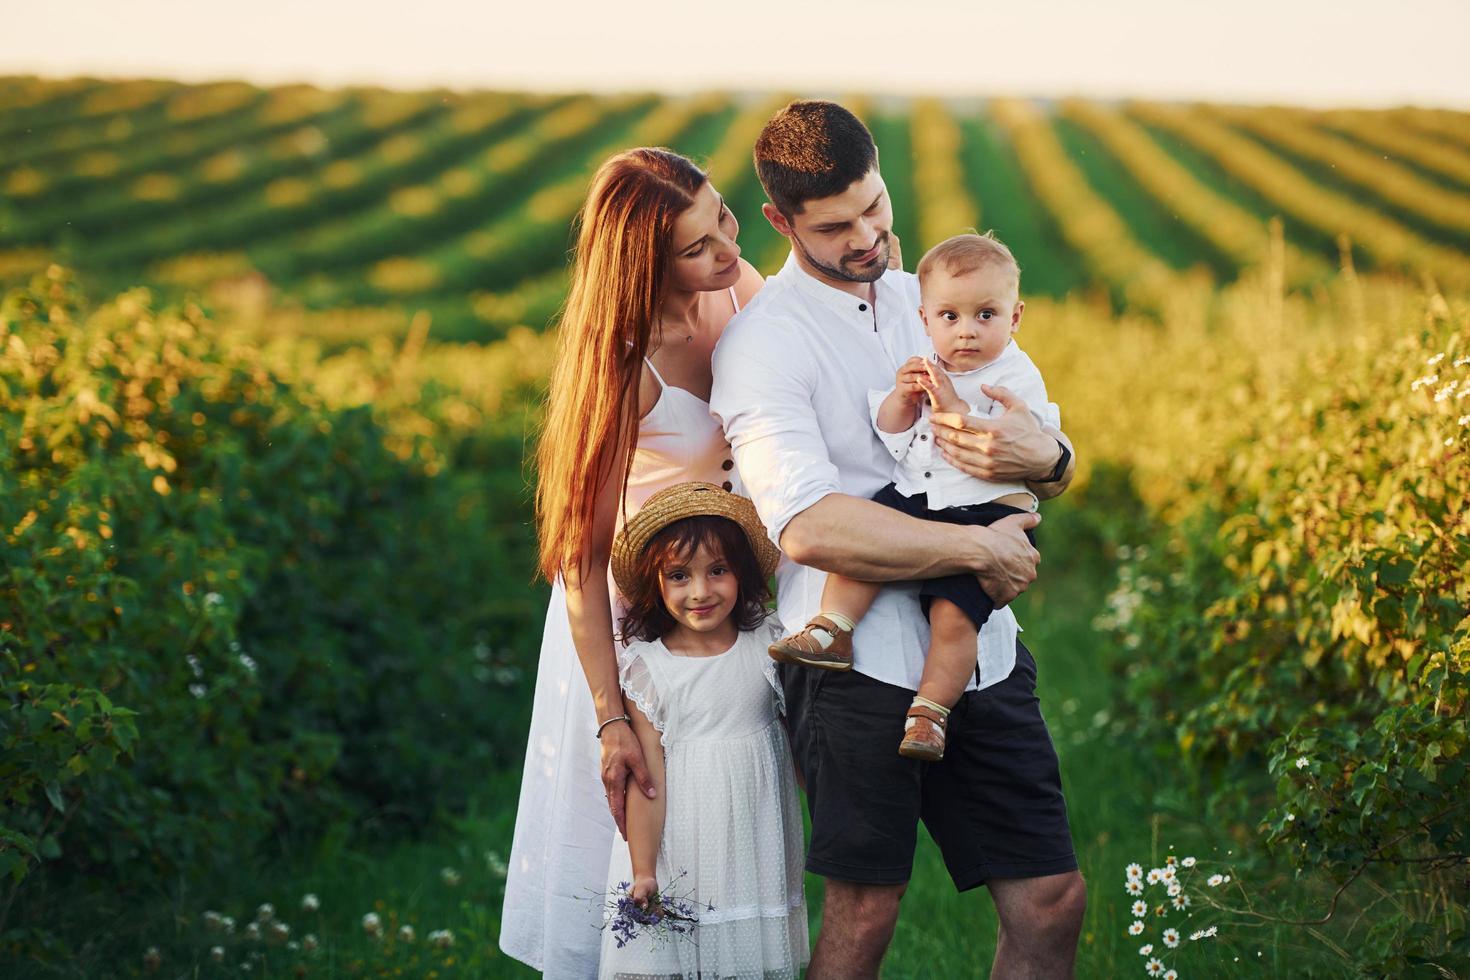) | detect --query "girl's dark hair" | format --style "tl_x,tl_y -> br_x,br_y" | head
618,515 -> 772,644
753,99 -> 878,216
